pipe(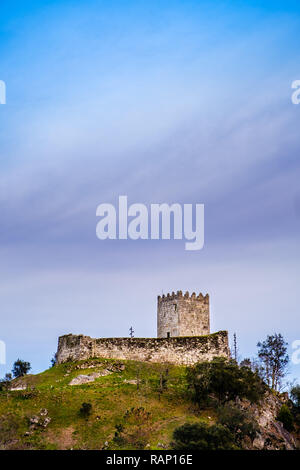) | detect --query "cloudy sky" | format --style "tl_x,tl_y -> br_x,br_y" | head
0,0 -> 300,382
